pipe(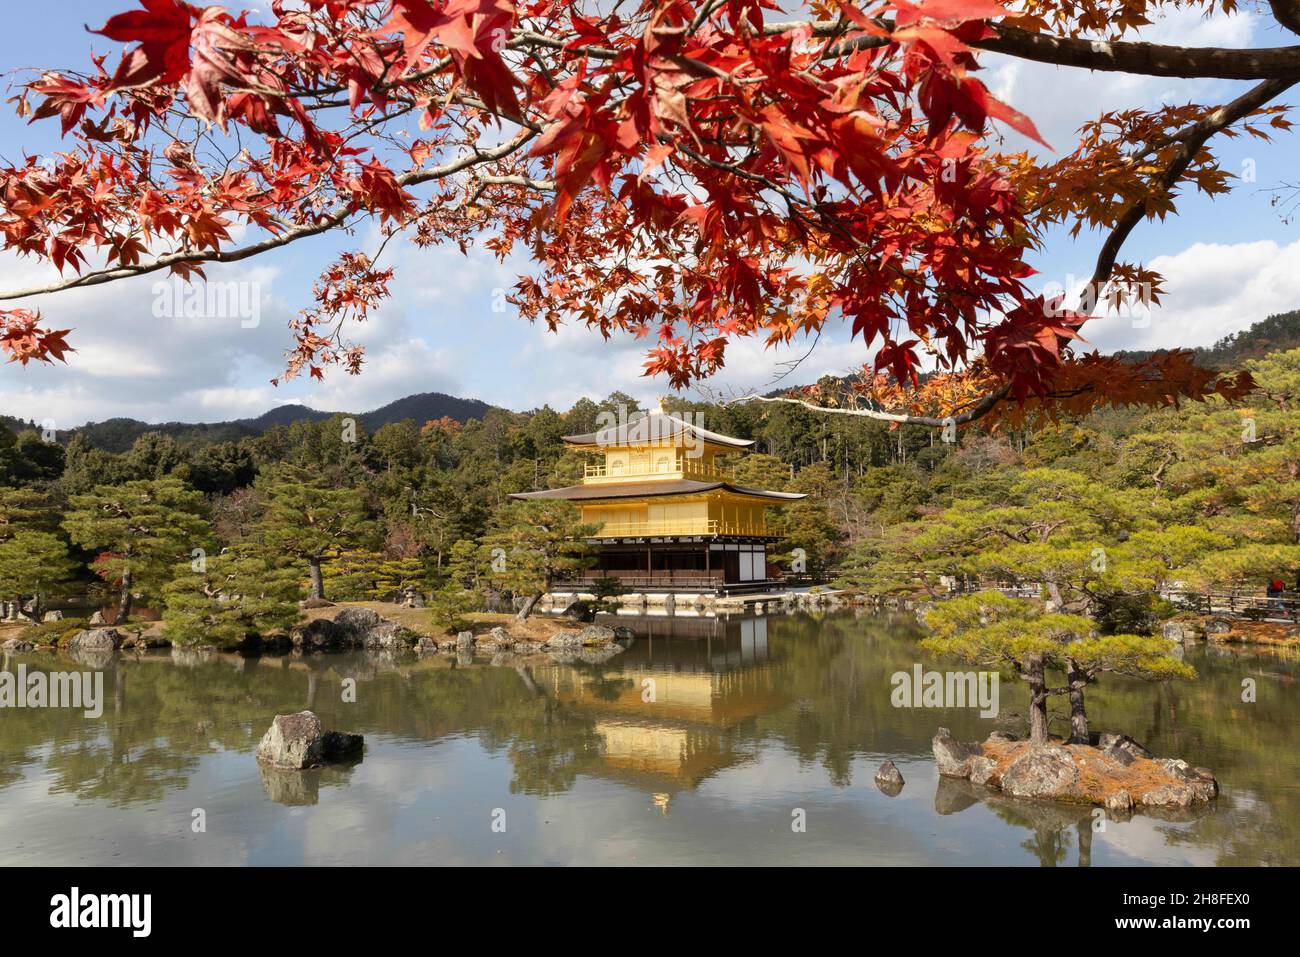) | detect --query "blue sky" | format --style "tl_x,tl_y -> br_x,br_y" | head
2,2 -> 1299,427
